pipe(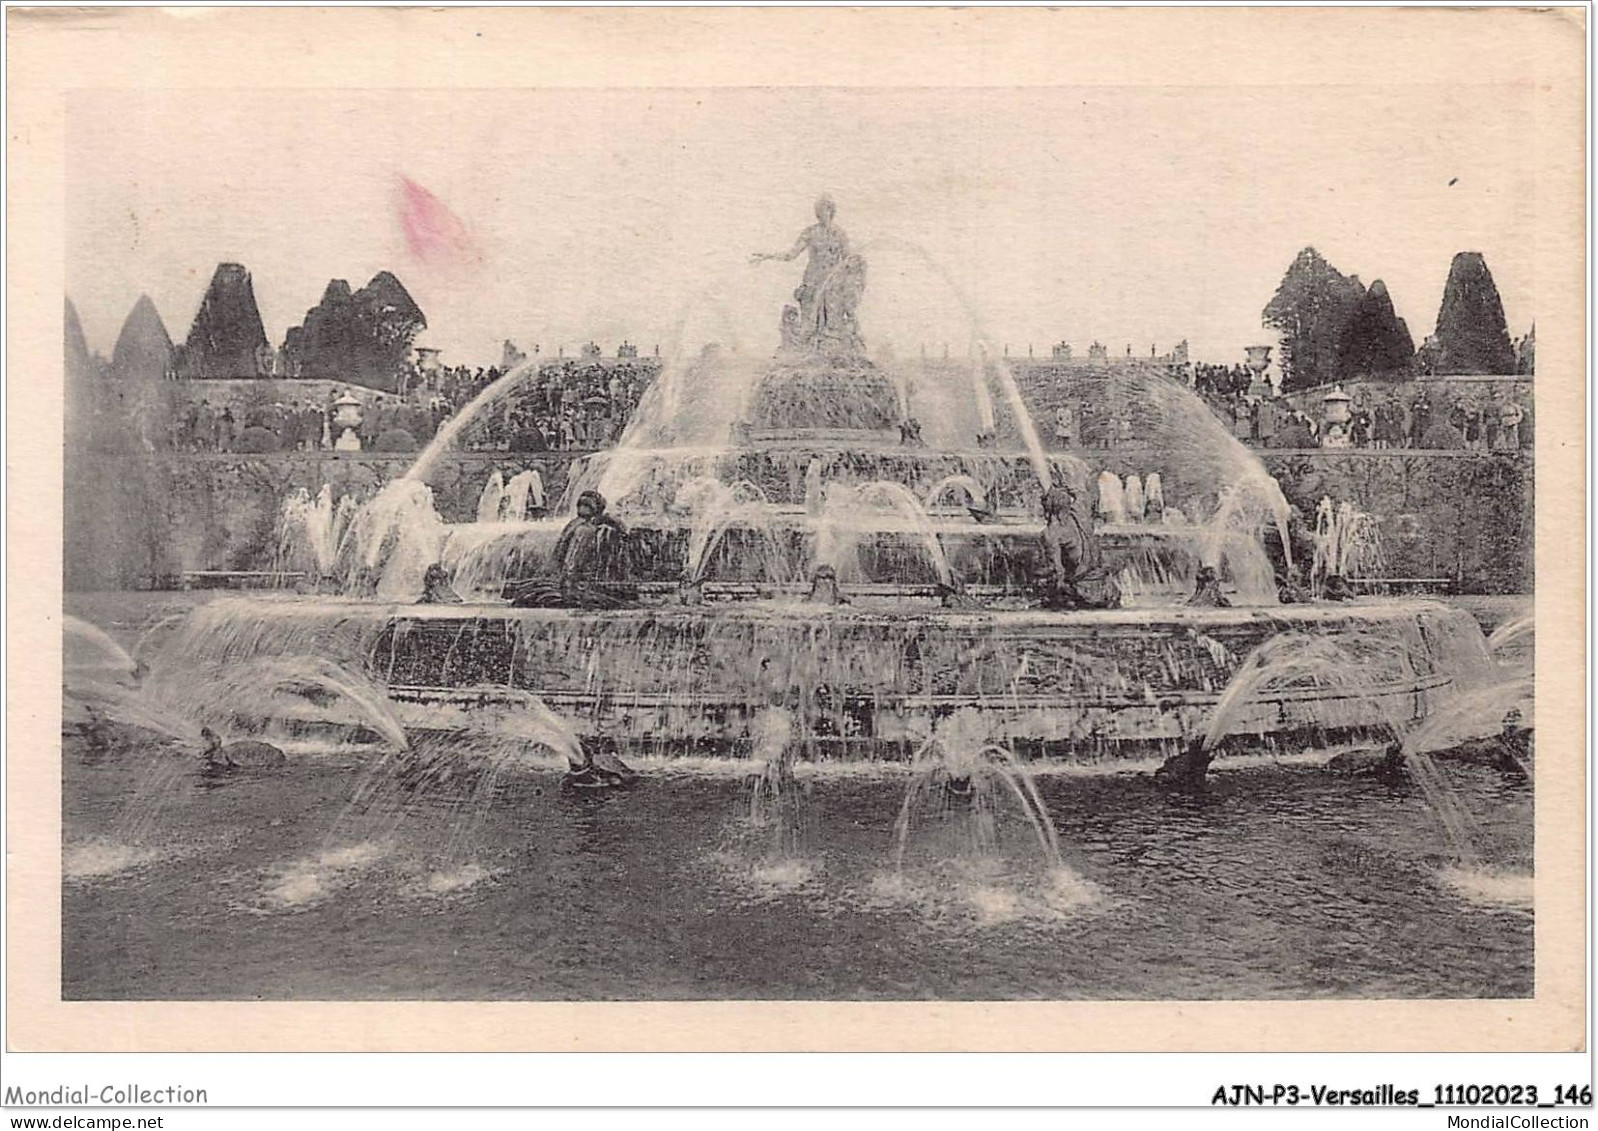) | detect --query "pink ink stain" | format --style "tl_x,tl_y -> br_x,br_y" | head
398,176 -> 479,266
